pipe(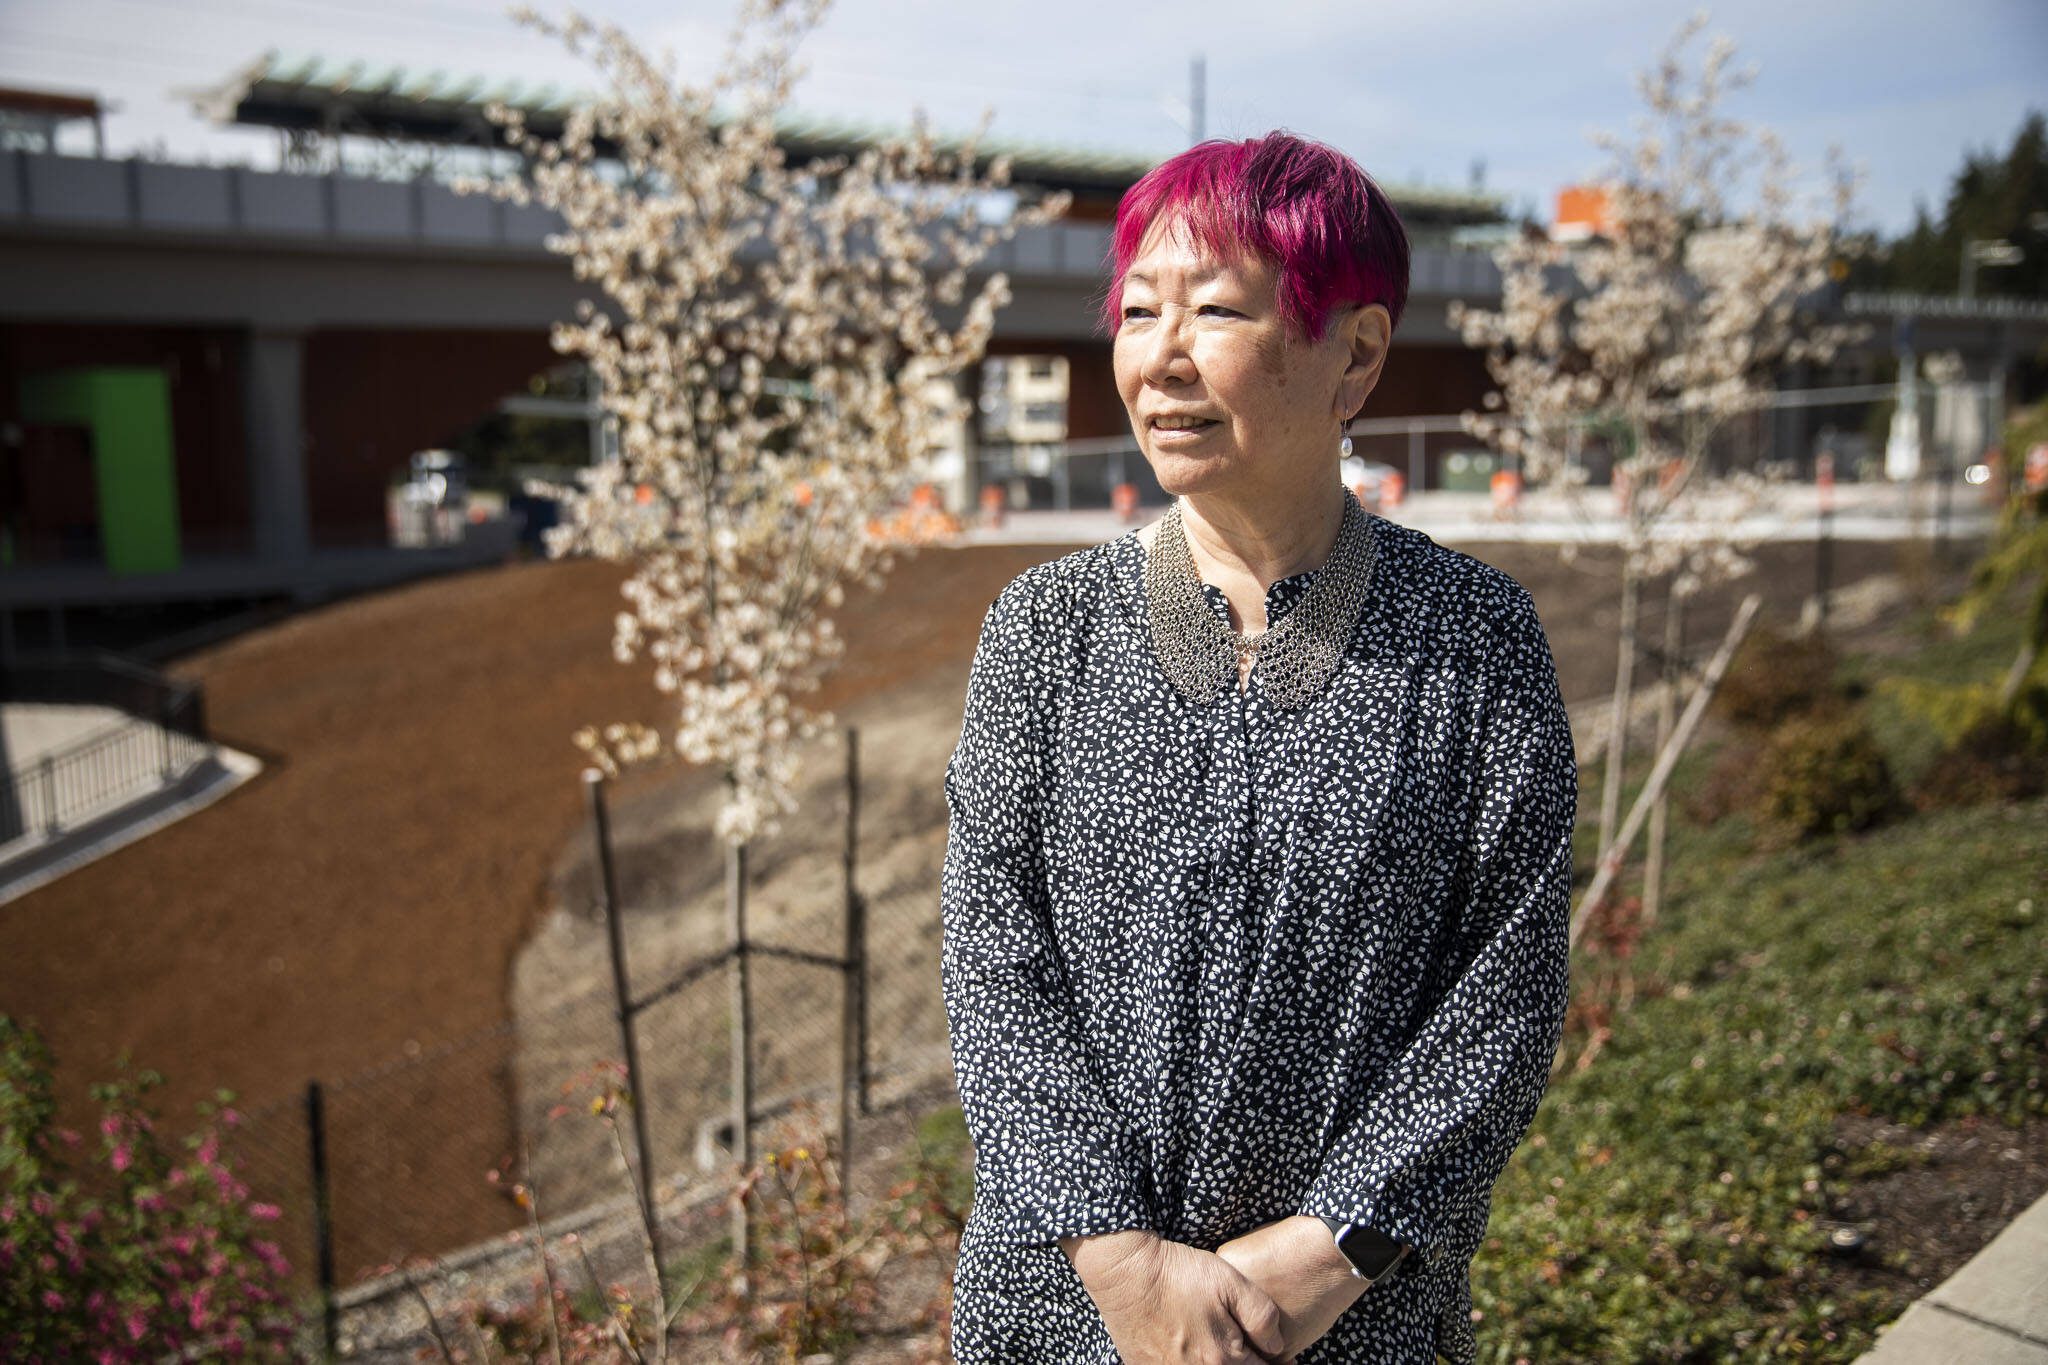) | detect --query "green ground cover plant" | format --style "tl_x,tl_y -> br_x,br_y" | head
1462,577 -> 2046,1361
1489,786 -> 2044,1361
936,566 -> 2046,1363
